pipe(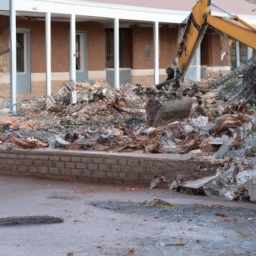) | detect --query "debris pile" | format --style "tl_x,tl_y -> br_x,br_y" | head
1,62 -> 256,202
0,81 -> 254,156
